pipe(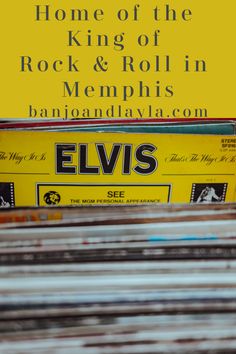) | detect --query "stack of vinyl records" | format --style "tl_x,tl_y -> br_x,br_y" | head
1,203 -> 236,353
